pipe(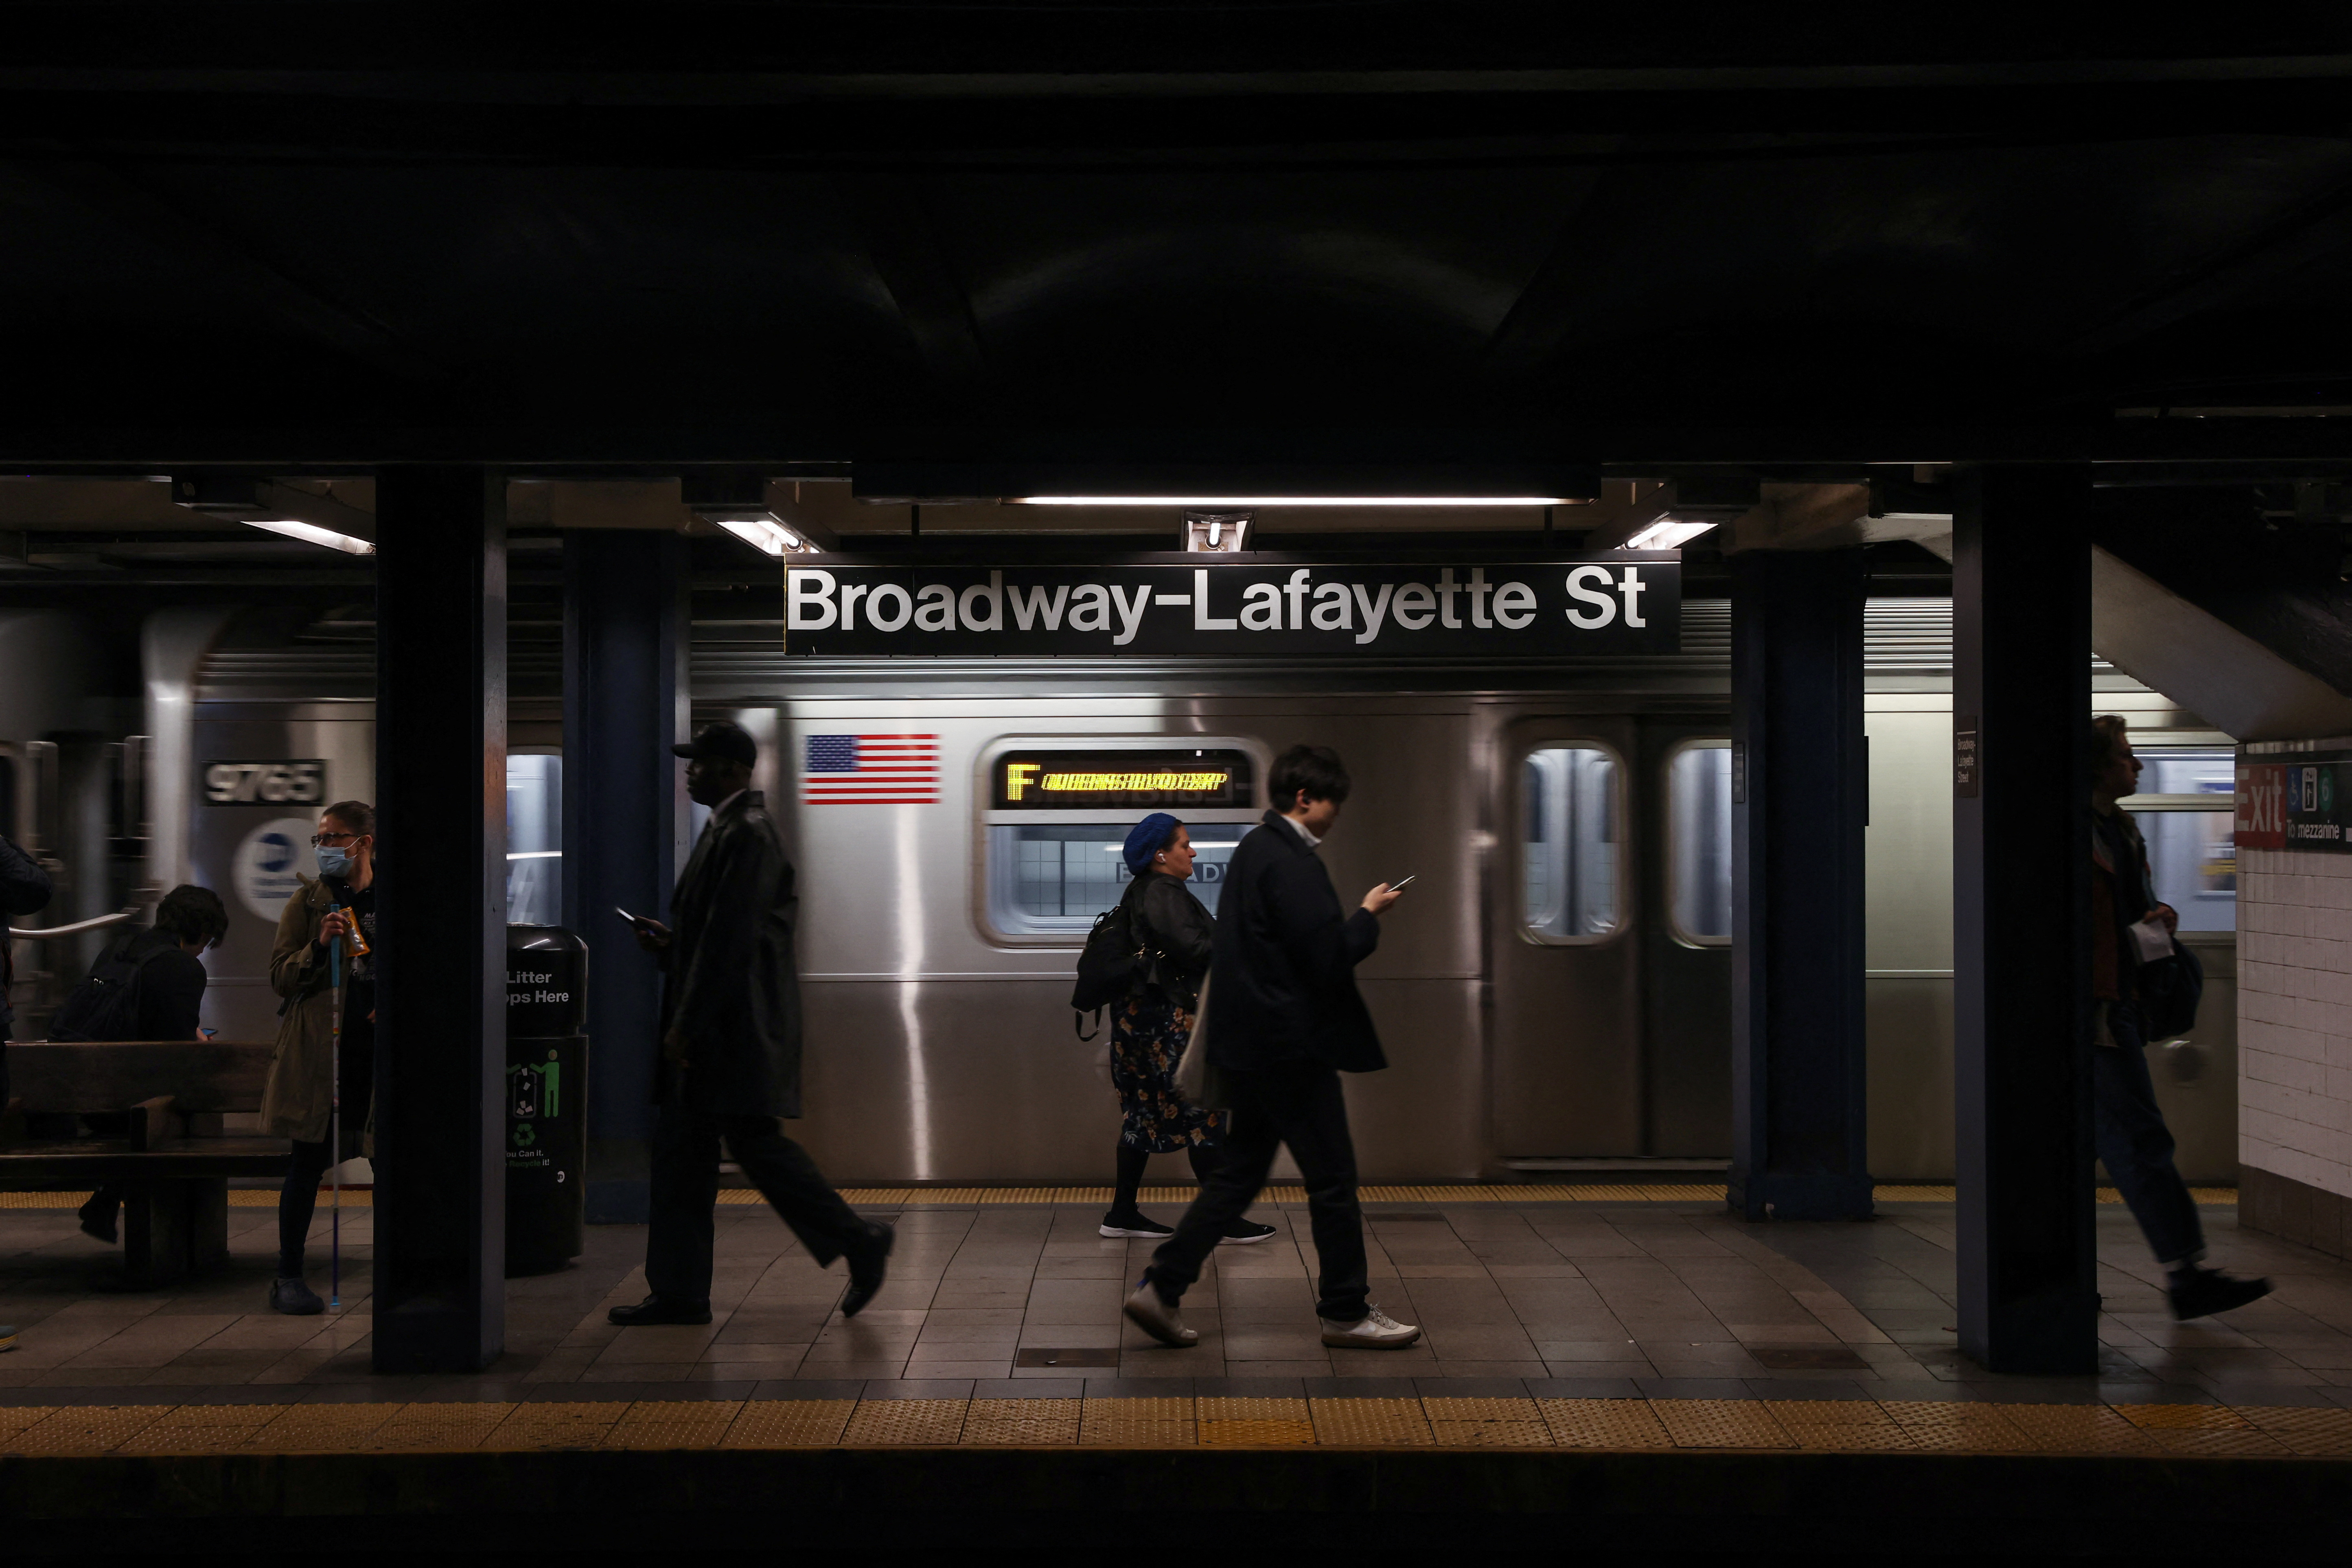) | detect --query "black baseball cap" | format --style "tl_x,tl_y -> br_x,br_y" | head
672,720 -> 758,767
